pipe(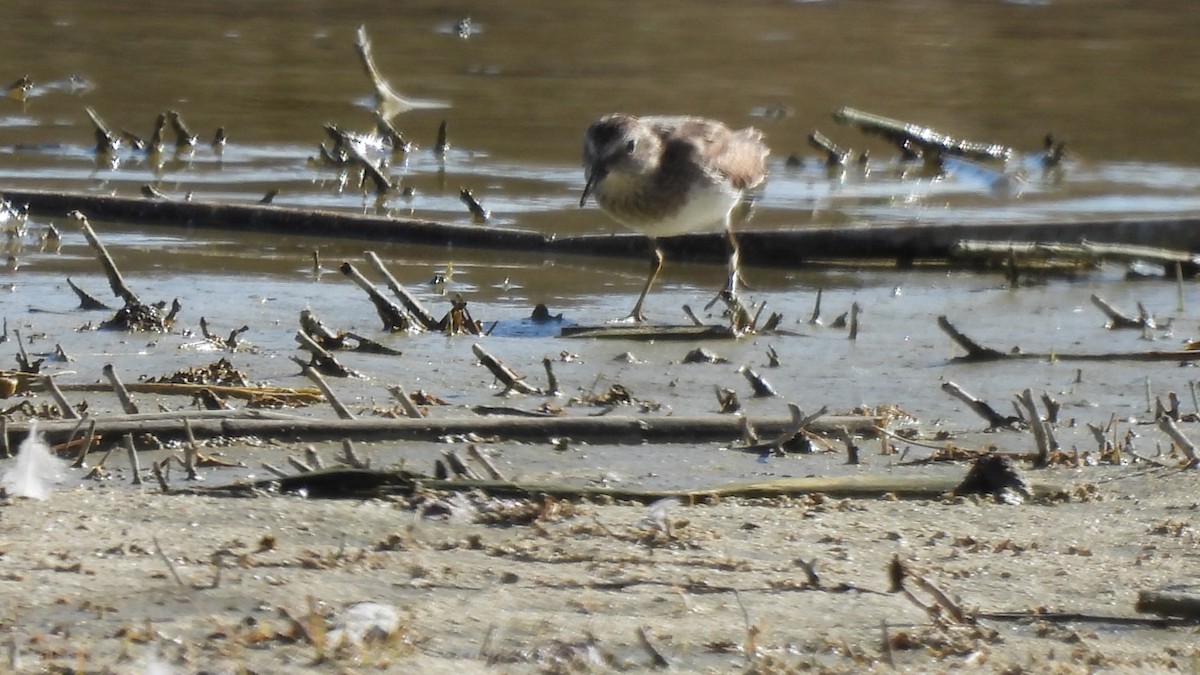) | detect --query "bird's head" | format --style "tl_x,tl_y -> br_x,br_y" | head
580,114 -> 659,208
